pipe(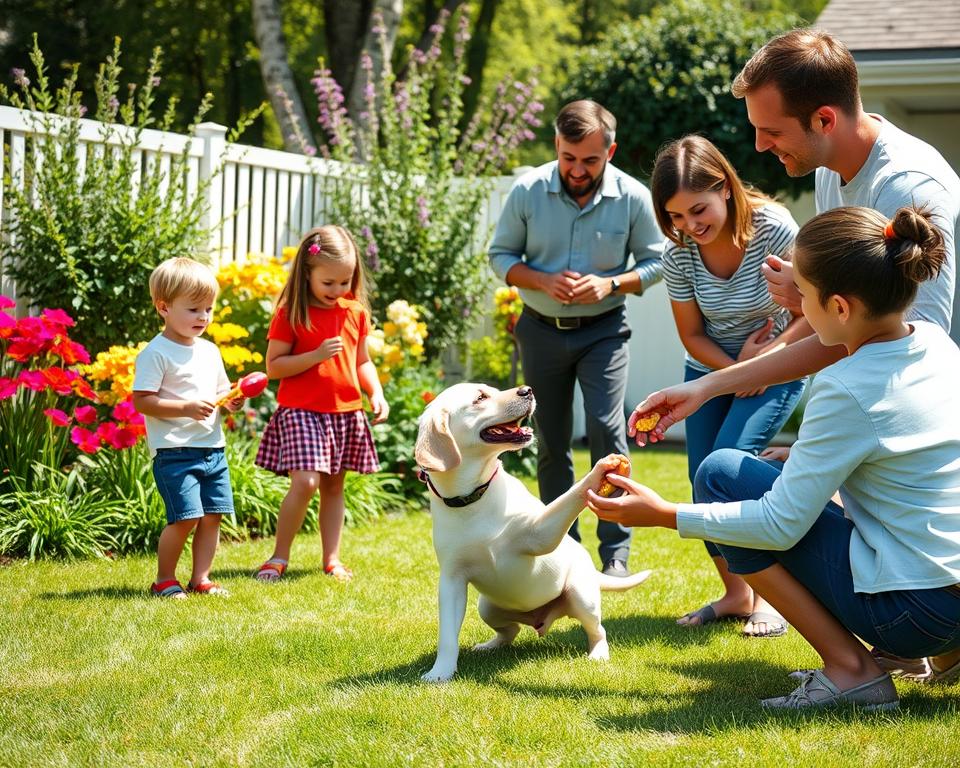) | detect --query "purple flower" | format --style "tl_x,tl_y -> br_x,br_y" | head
416,195 -> 430,227
11,68 -> 29,89
361,53 -> 373,72
150,76 -> 161,87
108,96 -> 120,113
360,226 -> 372,239
429,23 -> 443,35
